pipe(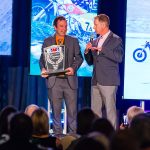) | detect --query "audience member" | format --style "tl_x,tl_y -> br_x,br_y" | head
0,105 -> 17,135
24,104 -> 39,117
0,105 -> 17,145
87,132 -> 109,150
110,129 -> 140,150
66,108 -> 98,150
91,118 -> 115,139
60,135 -> 76,150
76,107 -> 98,136
73,137 -> 107,150
129,113 -> 150,150
30,107 -> 61,150
120,106 -> 144,129
0,112 -> 40,150
127,106 -> 144,124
